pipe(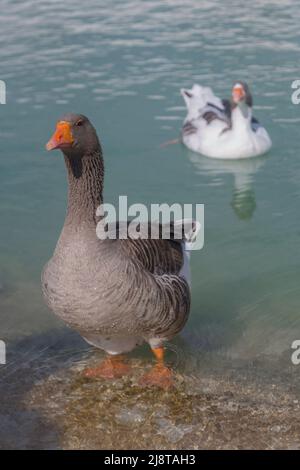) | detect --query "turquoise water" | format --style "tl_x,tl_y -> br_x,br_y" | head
1,0 -> 300,448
